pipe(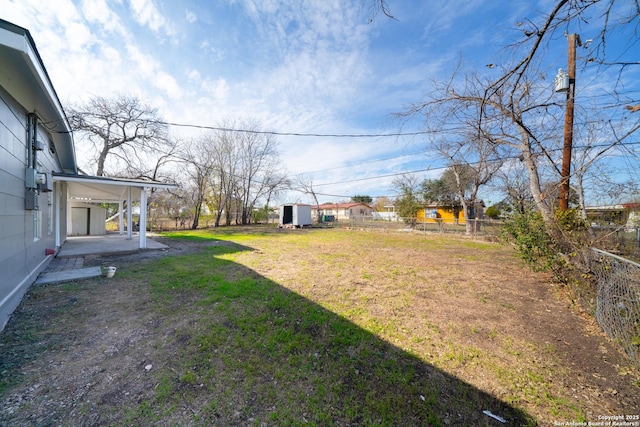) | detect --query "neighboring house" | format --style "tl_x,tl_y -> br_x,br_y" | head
312,203 -> 374,222
0,19 -> 173,330
371,204 -> 399,221
585,203 -> 640,229
417,200 -> 485,225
